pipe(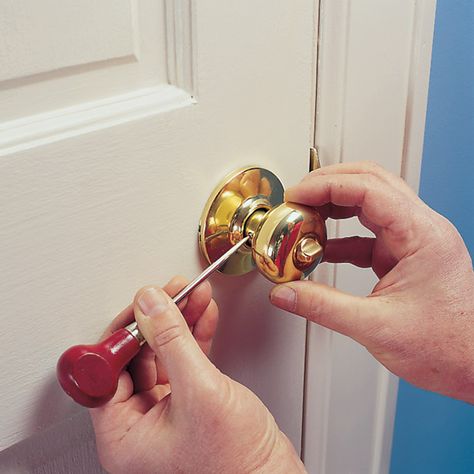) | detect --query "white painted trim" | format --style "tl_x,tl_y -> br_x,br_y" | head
165,0 -> 196,96
303,1 -> 352,469
401,0 -> 437,192
0,85 -> 194,156
372,4 -> 437,472
301,260 -> 336,472
304,1 -> 437,473
370,370 -> 399,474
